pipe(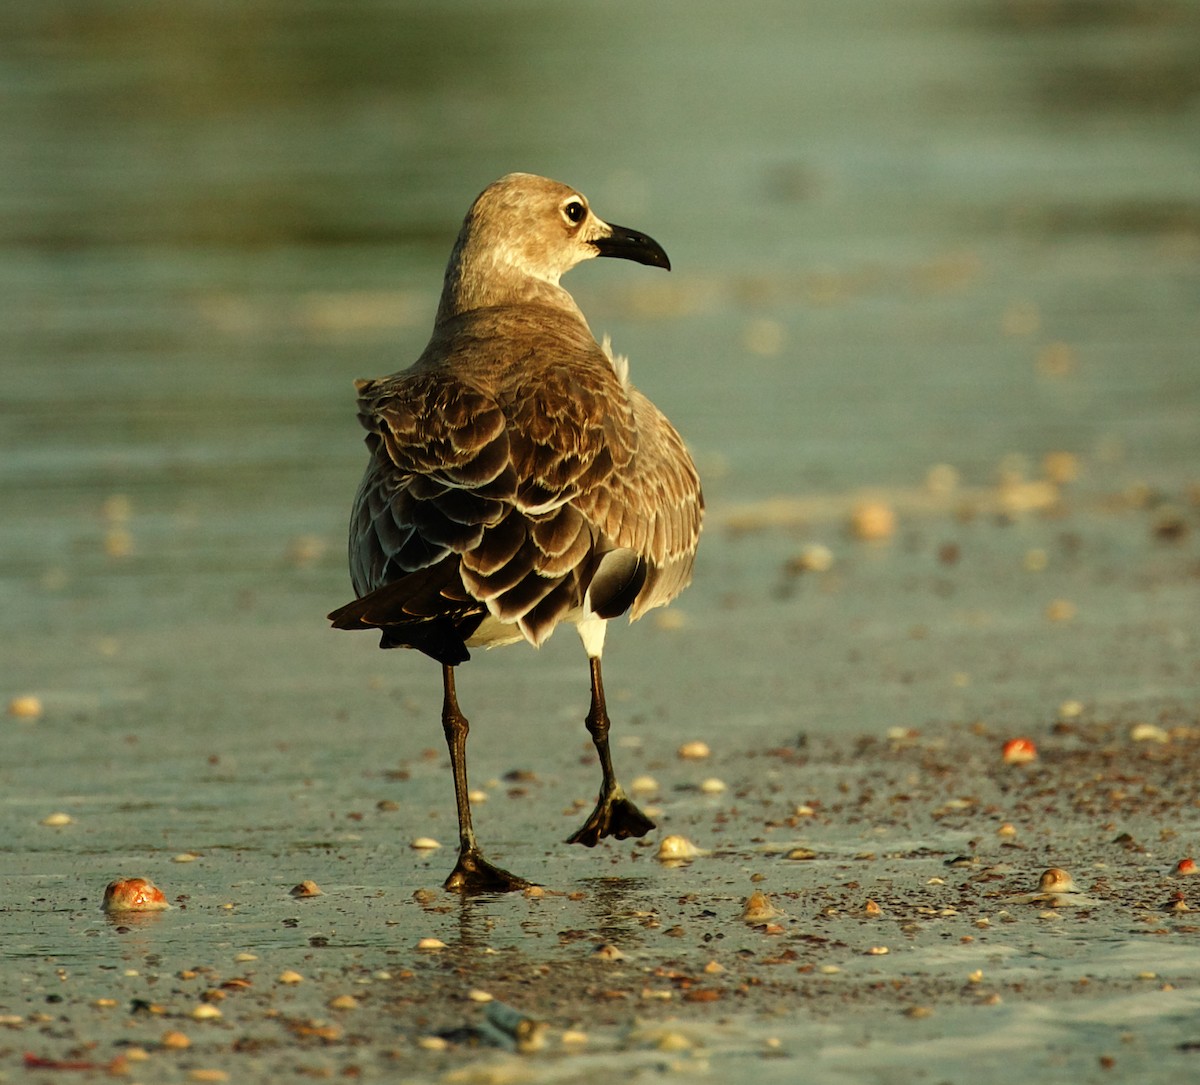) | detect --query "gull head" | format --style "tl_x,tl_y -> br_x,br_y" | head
438,173 -> 669,320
